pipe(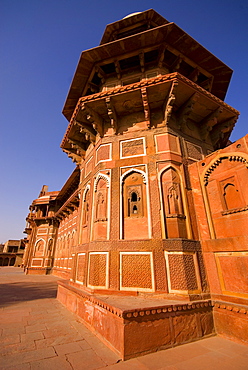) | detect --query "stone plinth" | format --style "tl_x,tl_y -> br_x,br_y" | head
26,267 -> 51,275
57,280 -> 214,360
213,301 -> 248,345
